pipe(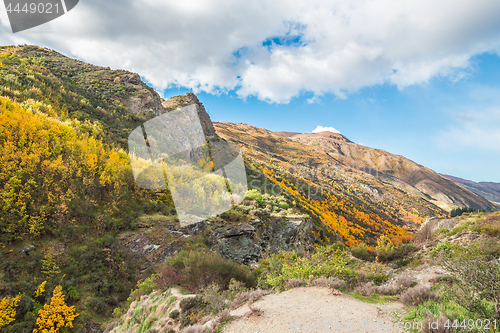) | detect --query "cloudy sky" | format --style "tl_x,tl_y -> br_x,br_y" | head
1,0 -> 500,181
